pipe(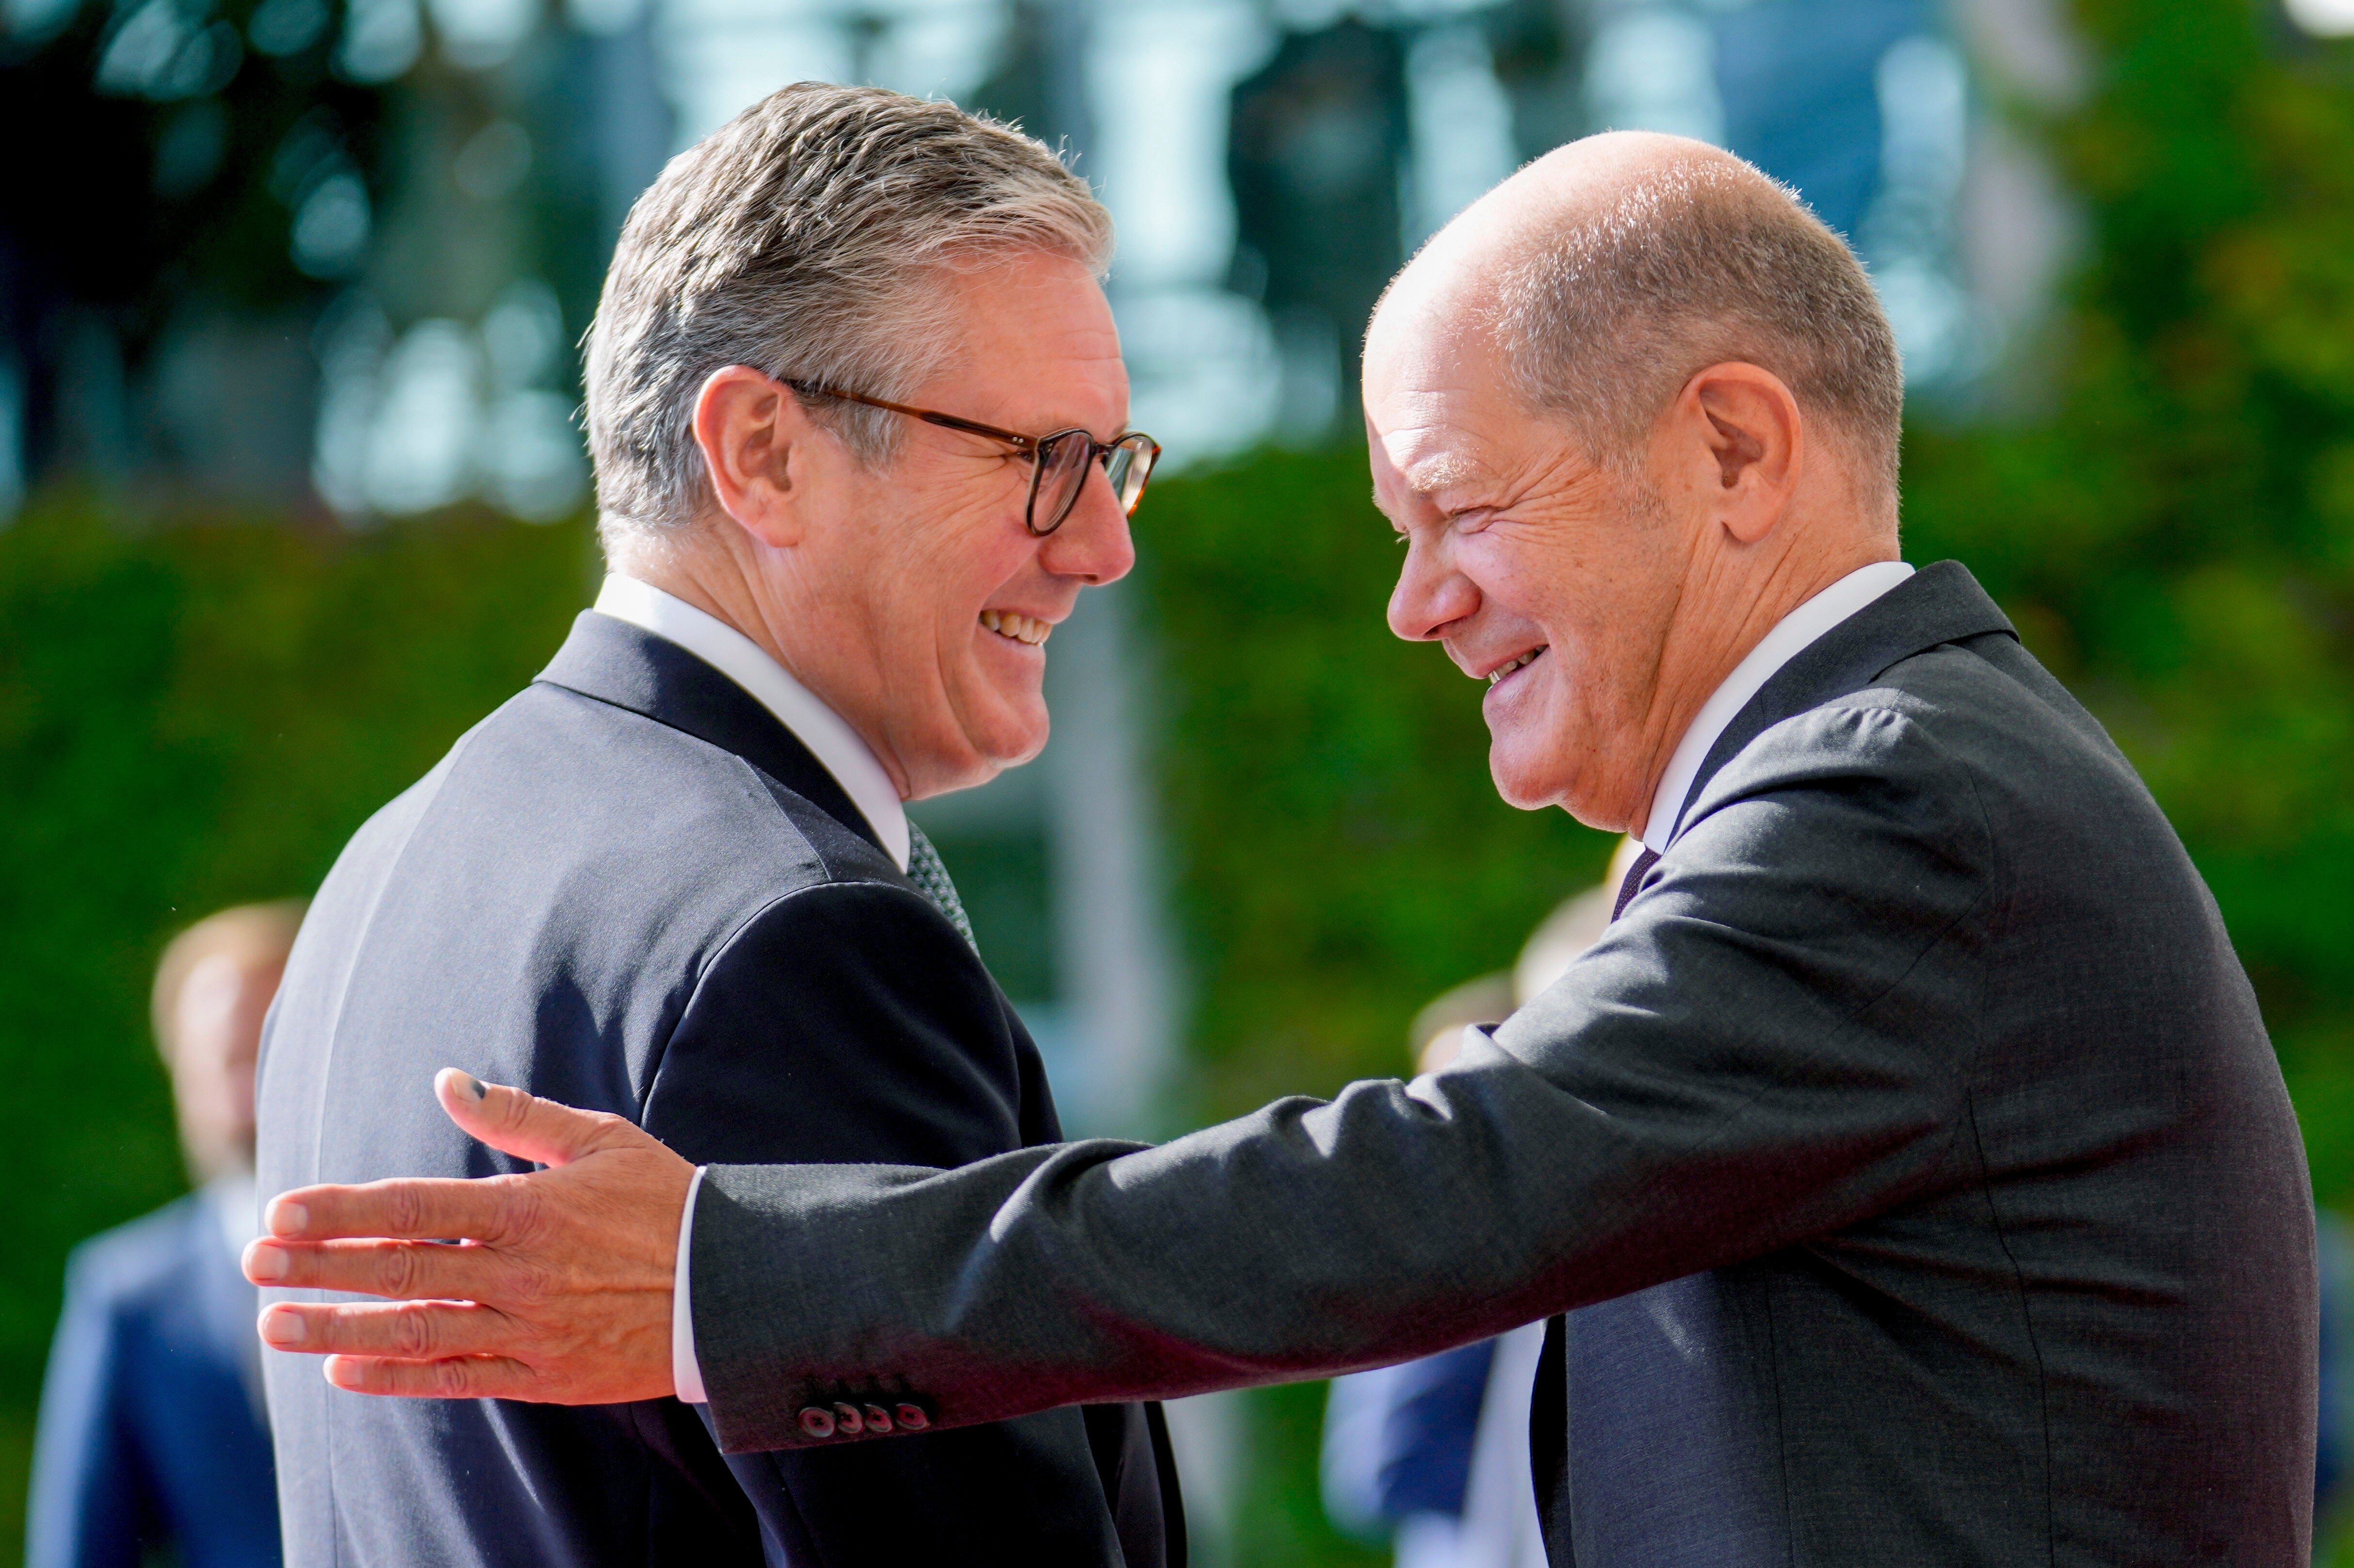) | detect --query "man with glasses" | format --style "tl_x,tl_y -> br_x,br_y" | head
248,83 -> 1177,1568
